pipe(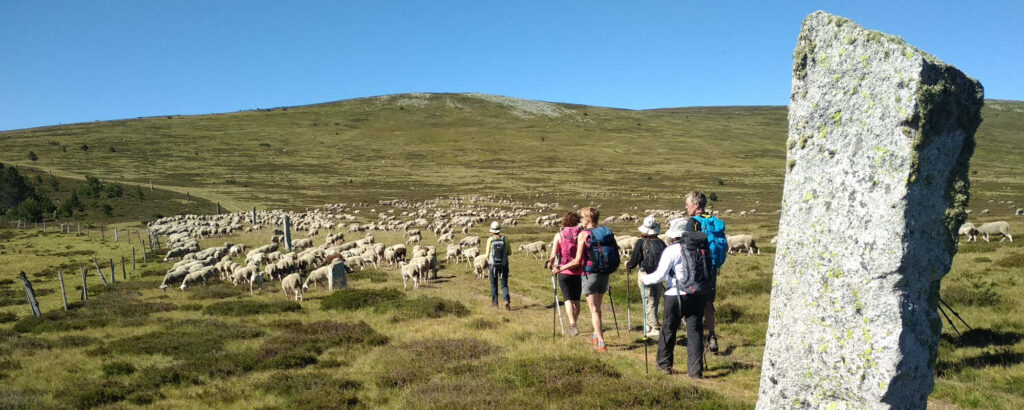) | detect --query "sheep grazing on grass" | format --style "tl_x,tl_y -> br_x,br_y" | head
408,256 -> 430,285
303,259 -> 342,292
980,209 -> 990,215
405,234 -> 422,245
473,255 -> 489,279
291,238 -> 314,251
459,235 -> 481,249
518,241 -> 547,259
445,244 -> 461,264
977,221 -> 1013,242
282,273 -> 303,301
399,261 -> 422,290
1016,208 -> 1023,217
179,270 -> 208,291
160,269 -> 189,290
438,232 -> 454,244
404,228 -> 421,238
727,234 -> 760,255
958,223 -> 979,243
